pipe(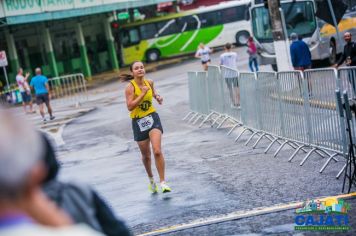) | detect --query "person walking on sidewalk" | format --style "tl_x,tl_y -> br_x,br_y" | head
220,43 -> 239,106
123,61 -> 171,193
290,32 -> 312,71
195,43 -> 213,71
247,37 -> 259,72
16,68 -> 35,114
30,68 -> 55,123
